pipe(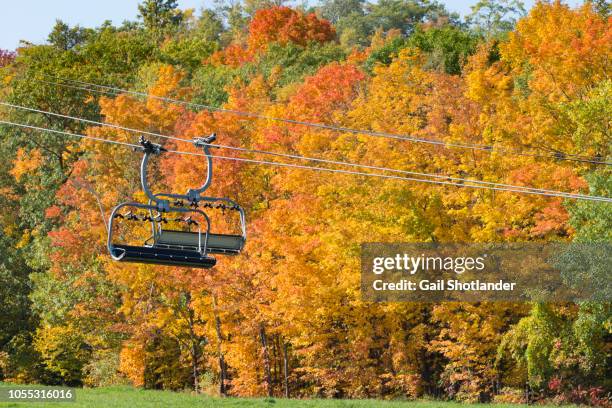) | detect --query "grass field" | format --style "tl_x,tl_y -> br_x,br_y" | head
0,384 -> 573,408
